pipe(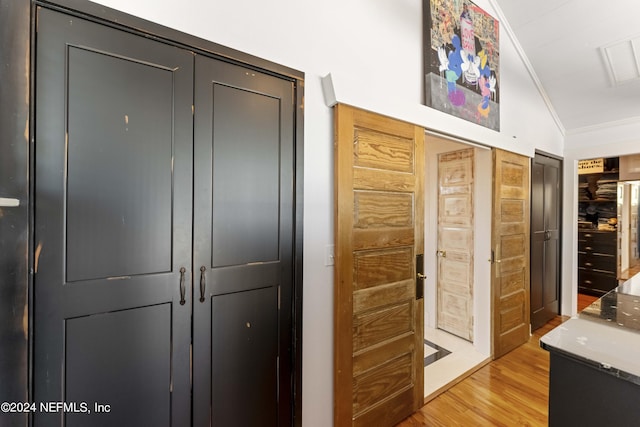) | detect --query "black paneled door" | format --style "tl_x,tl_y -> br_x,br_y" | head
34,6 -> 295,427
530,153 -> 562,331
192,58 -> 295,426
34,8 -> 193,427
